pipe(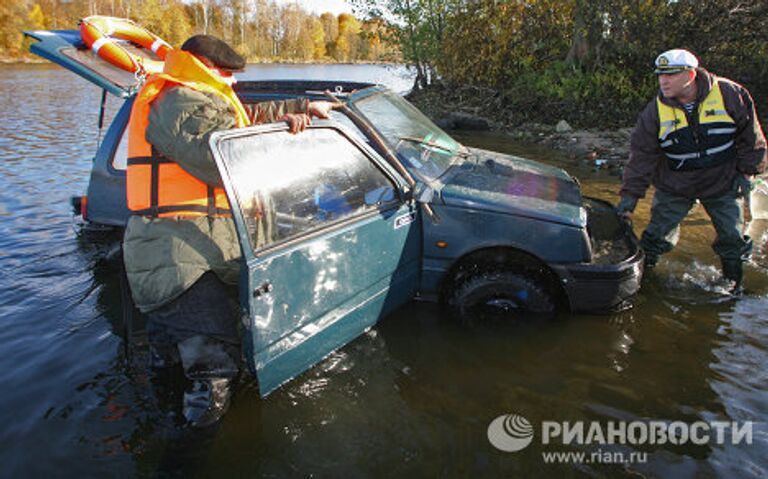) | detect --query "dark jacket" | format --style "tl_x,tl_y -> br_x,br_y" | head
621,69 -> 767,200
